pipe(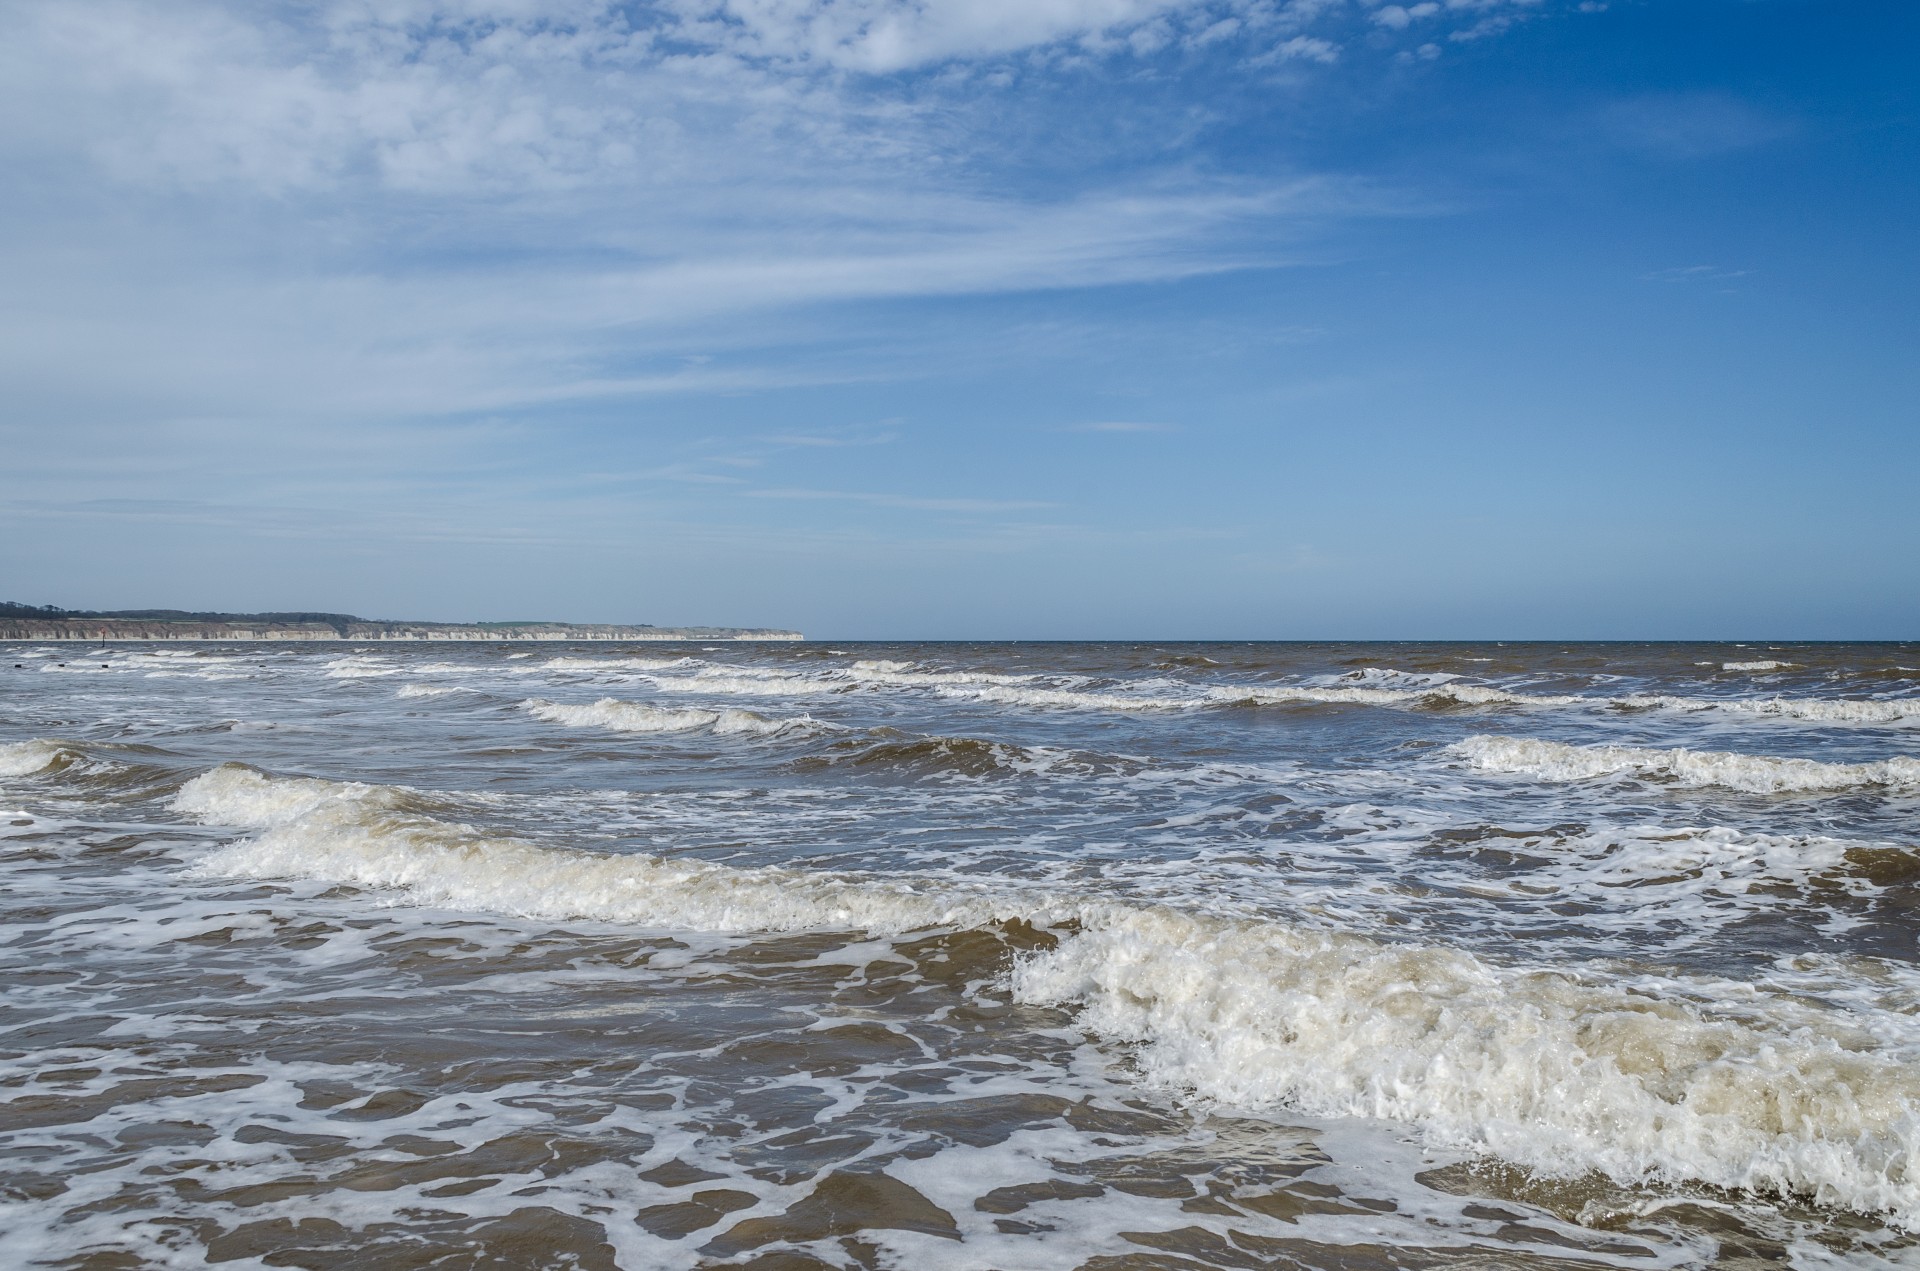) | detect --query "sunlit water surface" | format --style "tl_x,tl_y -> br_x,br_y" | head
3,640 -> 1919,1268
